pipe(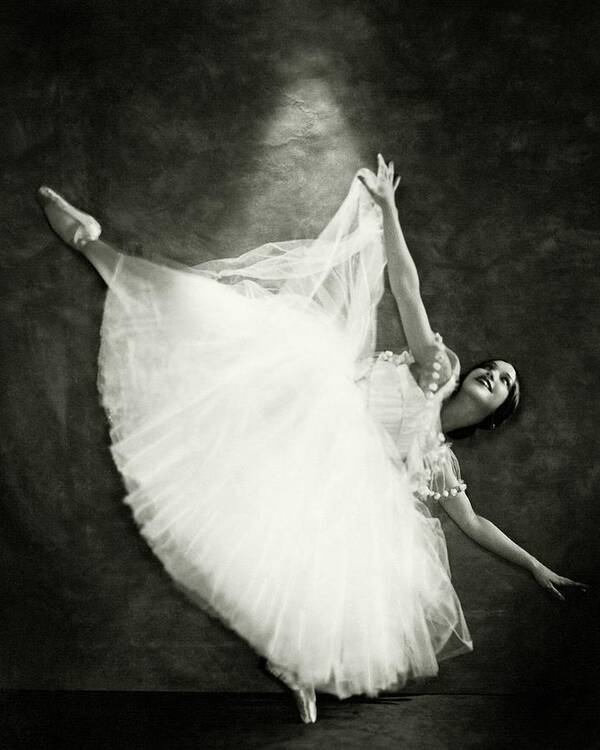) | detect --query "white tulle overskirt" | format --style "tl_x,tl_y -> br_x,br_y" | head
96,174 -> 471,697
